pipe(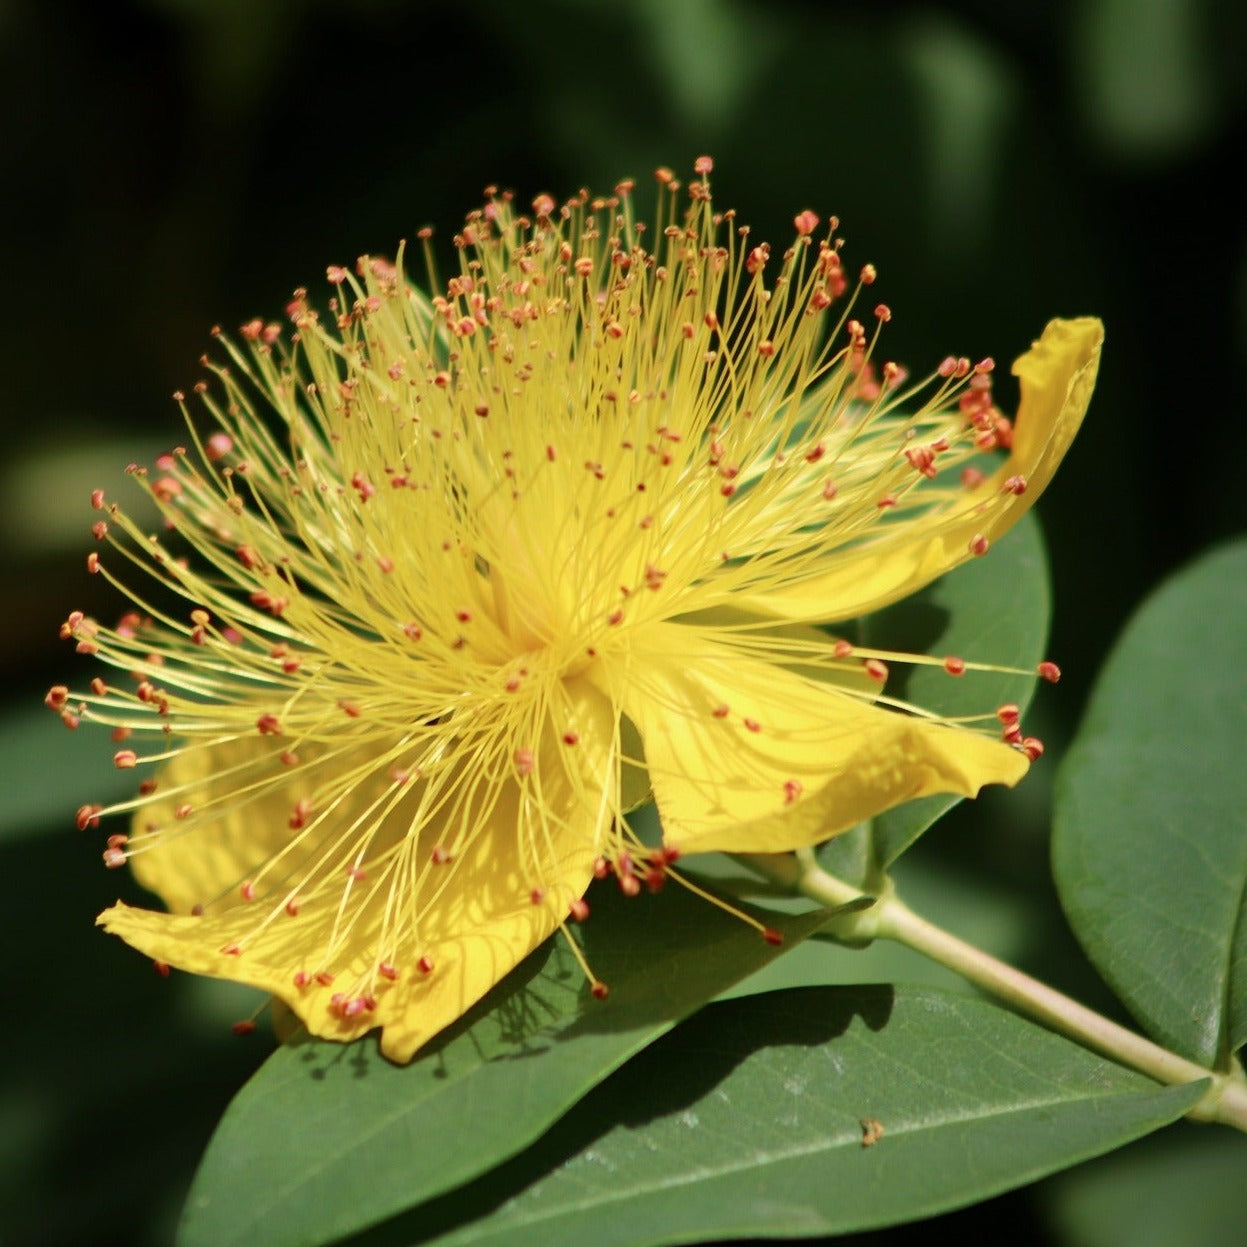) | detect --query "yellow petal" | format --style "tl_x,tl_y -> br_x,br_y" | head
611,625 -> 1027,855
734,316 -> 1103,621
99,676 -> 614,1063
